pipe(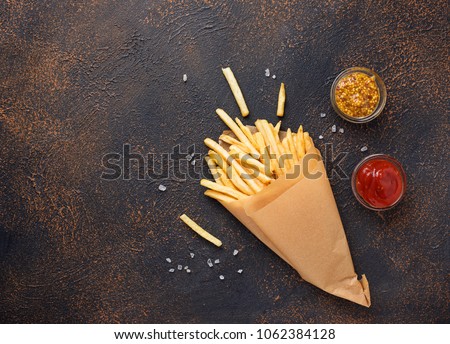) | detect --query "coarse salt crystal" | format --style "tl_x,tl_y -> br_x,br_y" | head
237,269 -> 243,274
190,253 -> 195,259
177,265 -> 182,271
320,113 -> 326,118
265,68 -> 270,77
219,275 -> 225,280
361,146 -> 368,152
272,74 -> 276,79
169,268 -> 175,273
191,160 -> 196,166
214,259 -> 220,264
319,135 -> 324,140
186,154 -> 193,161
207,259 -> 213,267
184,266 -> 188,270
331,125 -> 337,133
339,128 -> 344,134
186,269 -> 191,273
166,258 -> 172,263
183,74 -> 187,82
233,249 -> 239,256
158,184 -> 167,191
